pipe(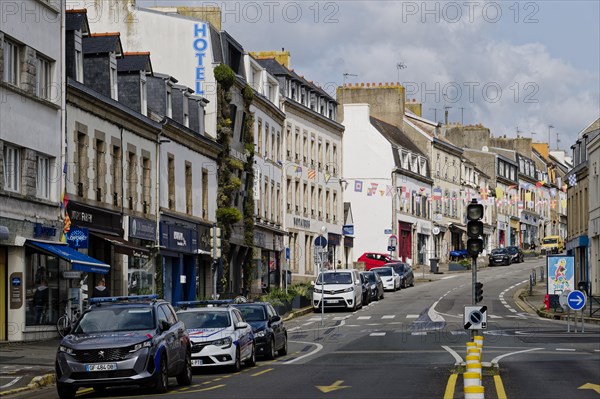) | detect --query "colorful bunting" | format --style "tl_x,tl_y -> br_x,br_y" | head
354,180 -> 363,192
